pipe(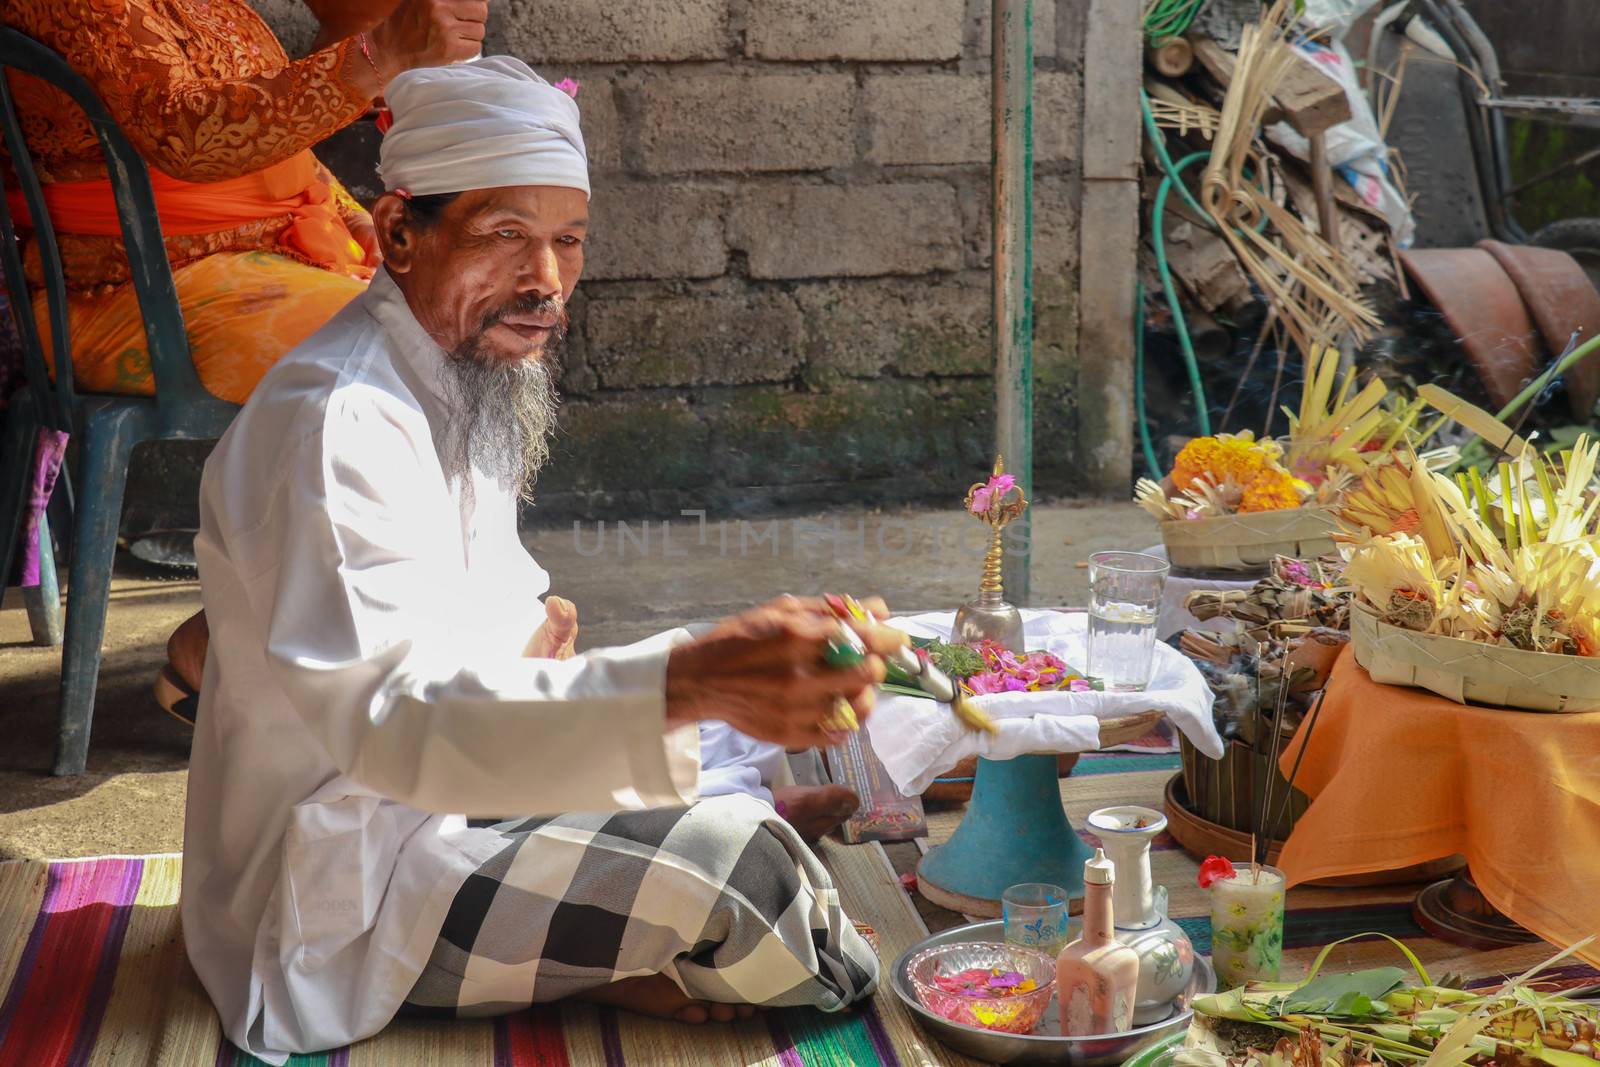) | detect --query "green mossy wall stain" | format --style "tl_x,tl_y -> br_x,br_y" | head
1508,119 -> 1600,232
